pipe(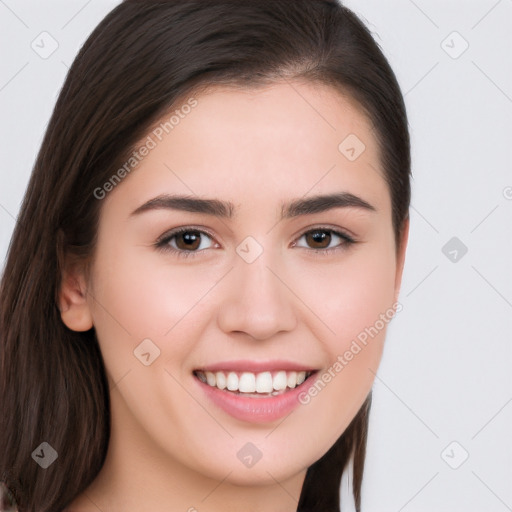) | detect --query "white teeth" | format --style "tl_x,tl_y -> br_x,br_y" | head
287,371 -> 298,389
273,371 -> 287,390
196,369 -> 312,394
215,371 -> 226,390
226,372 -> 238,391
239,372 -> 256,392
255,371 -> 273,393
205,371 -> 216,387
